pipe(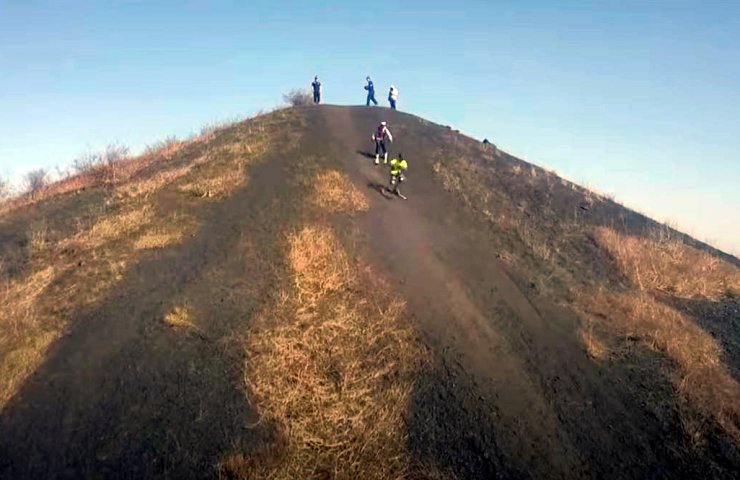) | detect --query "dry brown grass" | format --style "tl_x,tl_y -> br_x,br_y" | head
595,226 -> 740,299
133,230 -> 185,250
311,170 -> 369,214
0,266 -> 58,408
0,267 -> 55,340
232,224 -> 424,479
116,162 -> 197,199
178,166 -> 247,199
163,304 -> 205,337
83,205 -> 155,247
578,226 -> 740,442
578,322 -> 609,360
579,288 -> 740,442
